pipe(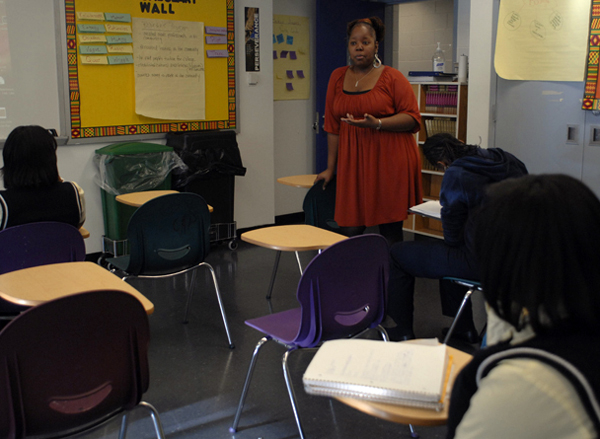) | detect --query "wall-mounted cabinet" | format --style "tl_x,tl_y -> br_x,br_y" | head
404,82 -> 468,238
